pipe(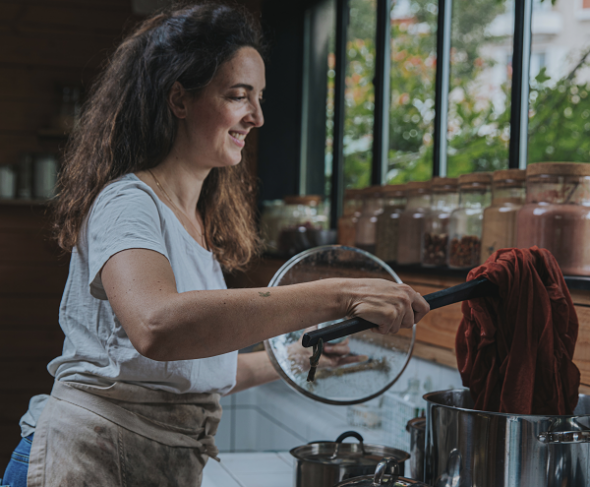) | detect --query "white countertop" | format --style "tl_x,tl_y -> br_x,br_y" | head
203,452 -> 294,487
